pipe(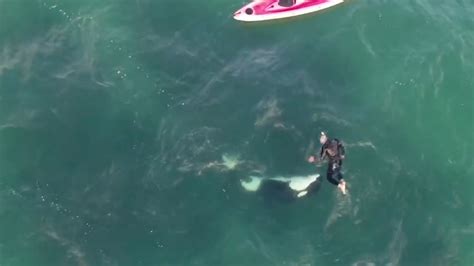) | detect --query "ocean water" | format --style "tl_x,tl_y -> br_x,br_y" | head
0,0 -> 473,265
